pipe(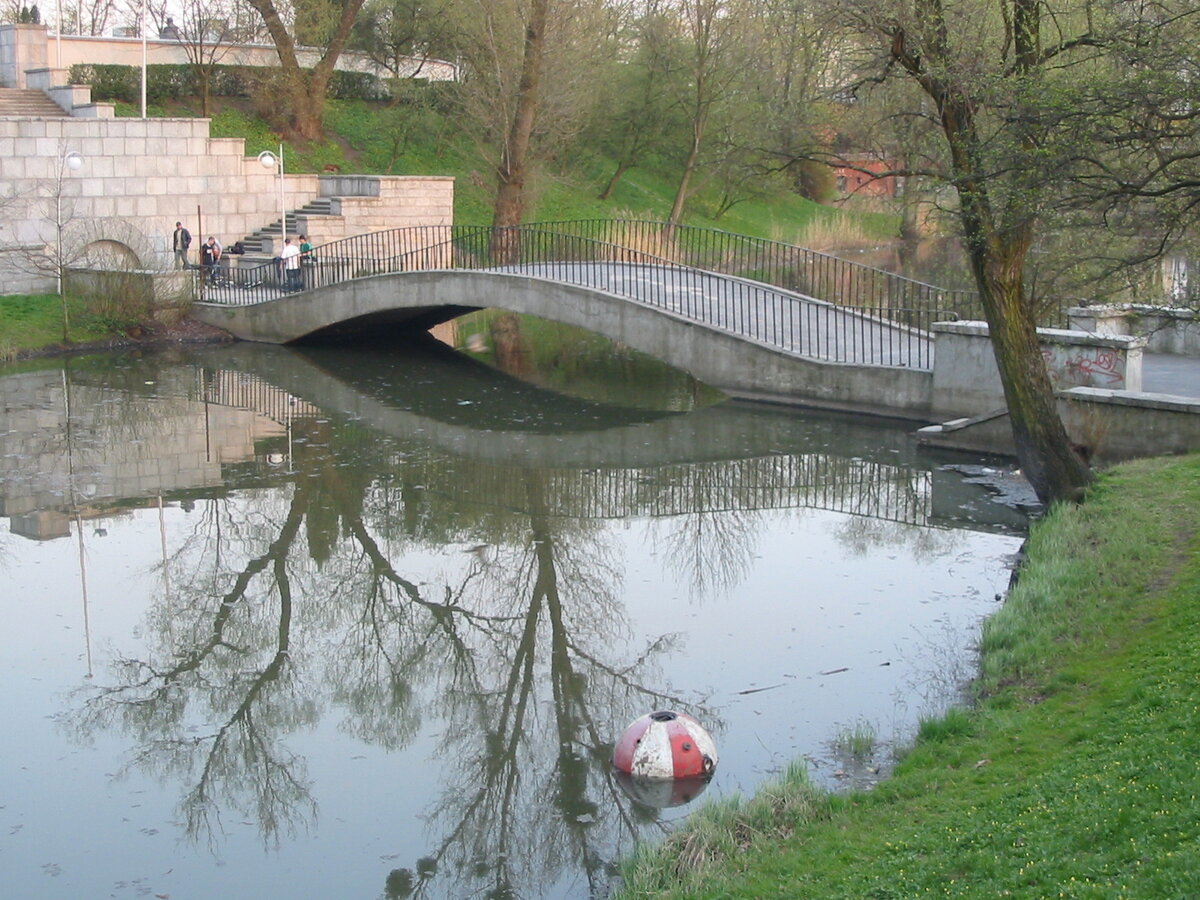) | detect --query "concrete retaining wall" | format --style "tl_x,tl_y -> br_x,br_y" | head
0,24 -> 46,89
1057,387 -> 1200,466
931,320 -> 1145,416
0,26 -> 456,89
